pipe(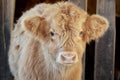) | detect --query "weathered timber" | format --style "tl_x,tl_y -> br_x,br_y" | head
94,0 -> 115,80
0,0 -> 15,80
0,0 -> 6,79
